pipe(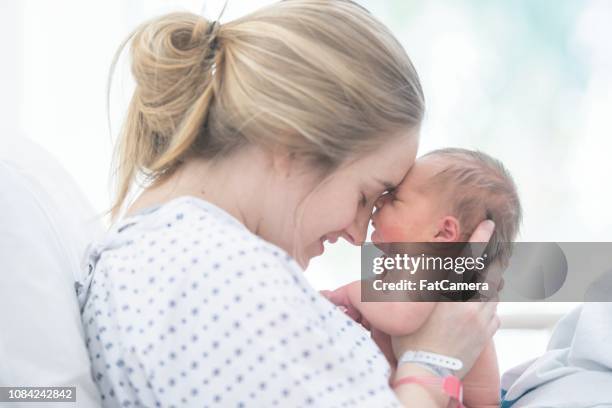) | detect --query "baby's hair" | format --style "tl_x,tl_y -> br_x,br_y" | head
422,148 -> 522,267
